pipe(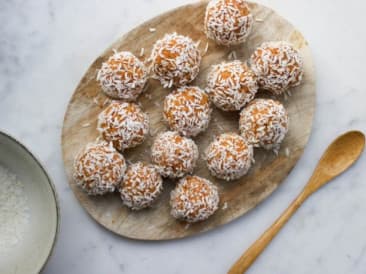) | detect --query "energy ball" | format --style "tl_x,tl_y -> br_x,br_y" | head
206,60 -> 258,111
73,141 -> 126,195
205,133 -> 253,181
97,51 -> 148,101
204,0 -> 254,46
250,41 -> 304,95
163,86 -> 212,137
150,33 -> 202,88
97,101 -> 149,151
239,98 -> 289,150
151,131 -> 199,178
119,162 -> 163,210
170,175 -> 219,222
